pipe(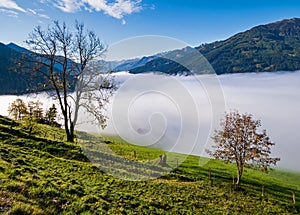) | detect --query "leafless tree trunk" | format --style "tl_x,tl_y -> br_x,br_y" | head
23,21 -> 115,142
293,192 -> 296,205
236,165 -> 243,186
